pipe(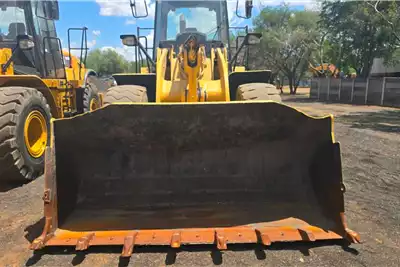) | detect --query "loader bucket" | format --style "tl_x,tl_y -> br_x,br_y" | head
31,101 -> 359,255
